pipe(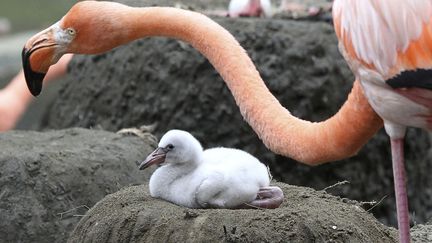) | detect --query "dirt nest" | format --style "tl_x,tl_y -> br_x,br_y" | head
411,221 -> 432,243
68,183 -> 398,243
0,128 -> 155,243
